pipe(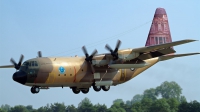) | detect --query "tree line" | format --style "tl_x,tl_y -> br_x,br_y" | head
1,81 -> 200,112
